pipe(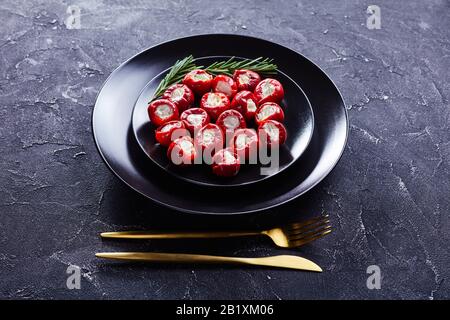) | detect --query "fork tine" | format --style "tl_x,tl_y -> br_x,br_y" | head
289,229 -> 332,248
286,219 -> 331,236
288,225 -> 332,241
286,215 -> 329,231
